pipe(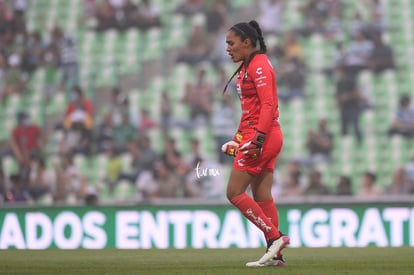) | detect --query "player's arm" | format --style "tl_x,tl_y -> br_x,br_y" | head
240,64 -> 275,158
254,64 -> 276,134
